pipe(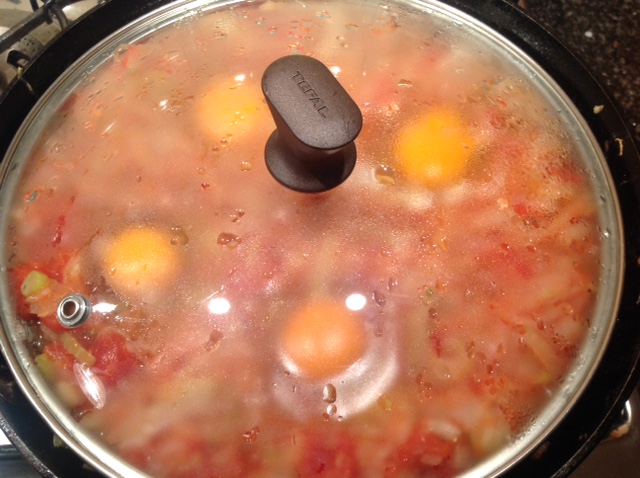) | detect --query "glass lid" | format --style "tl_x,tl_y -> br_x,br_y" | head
0,0 -> 622,477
